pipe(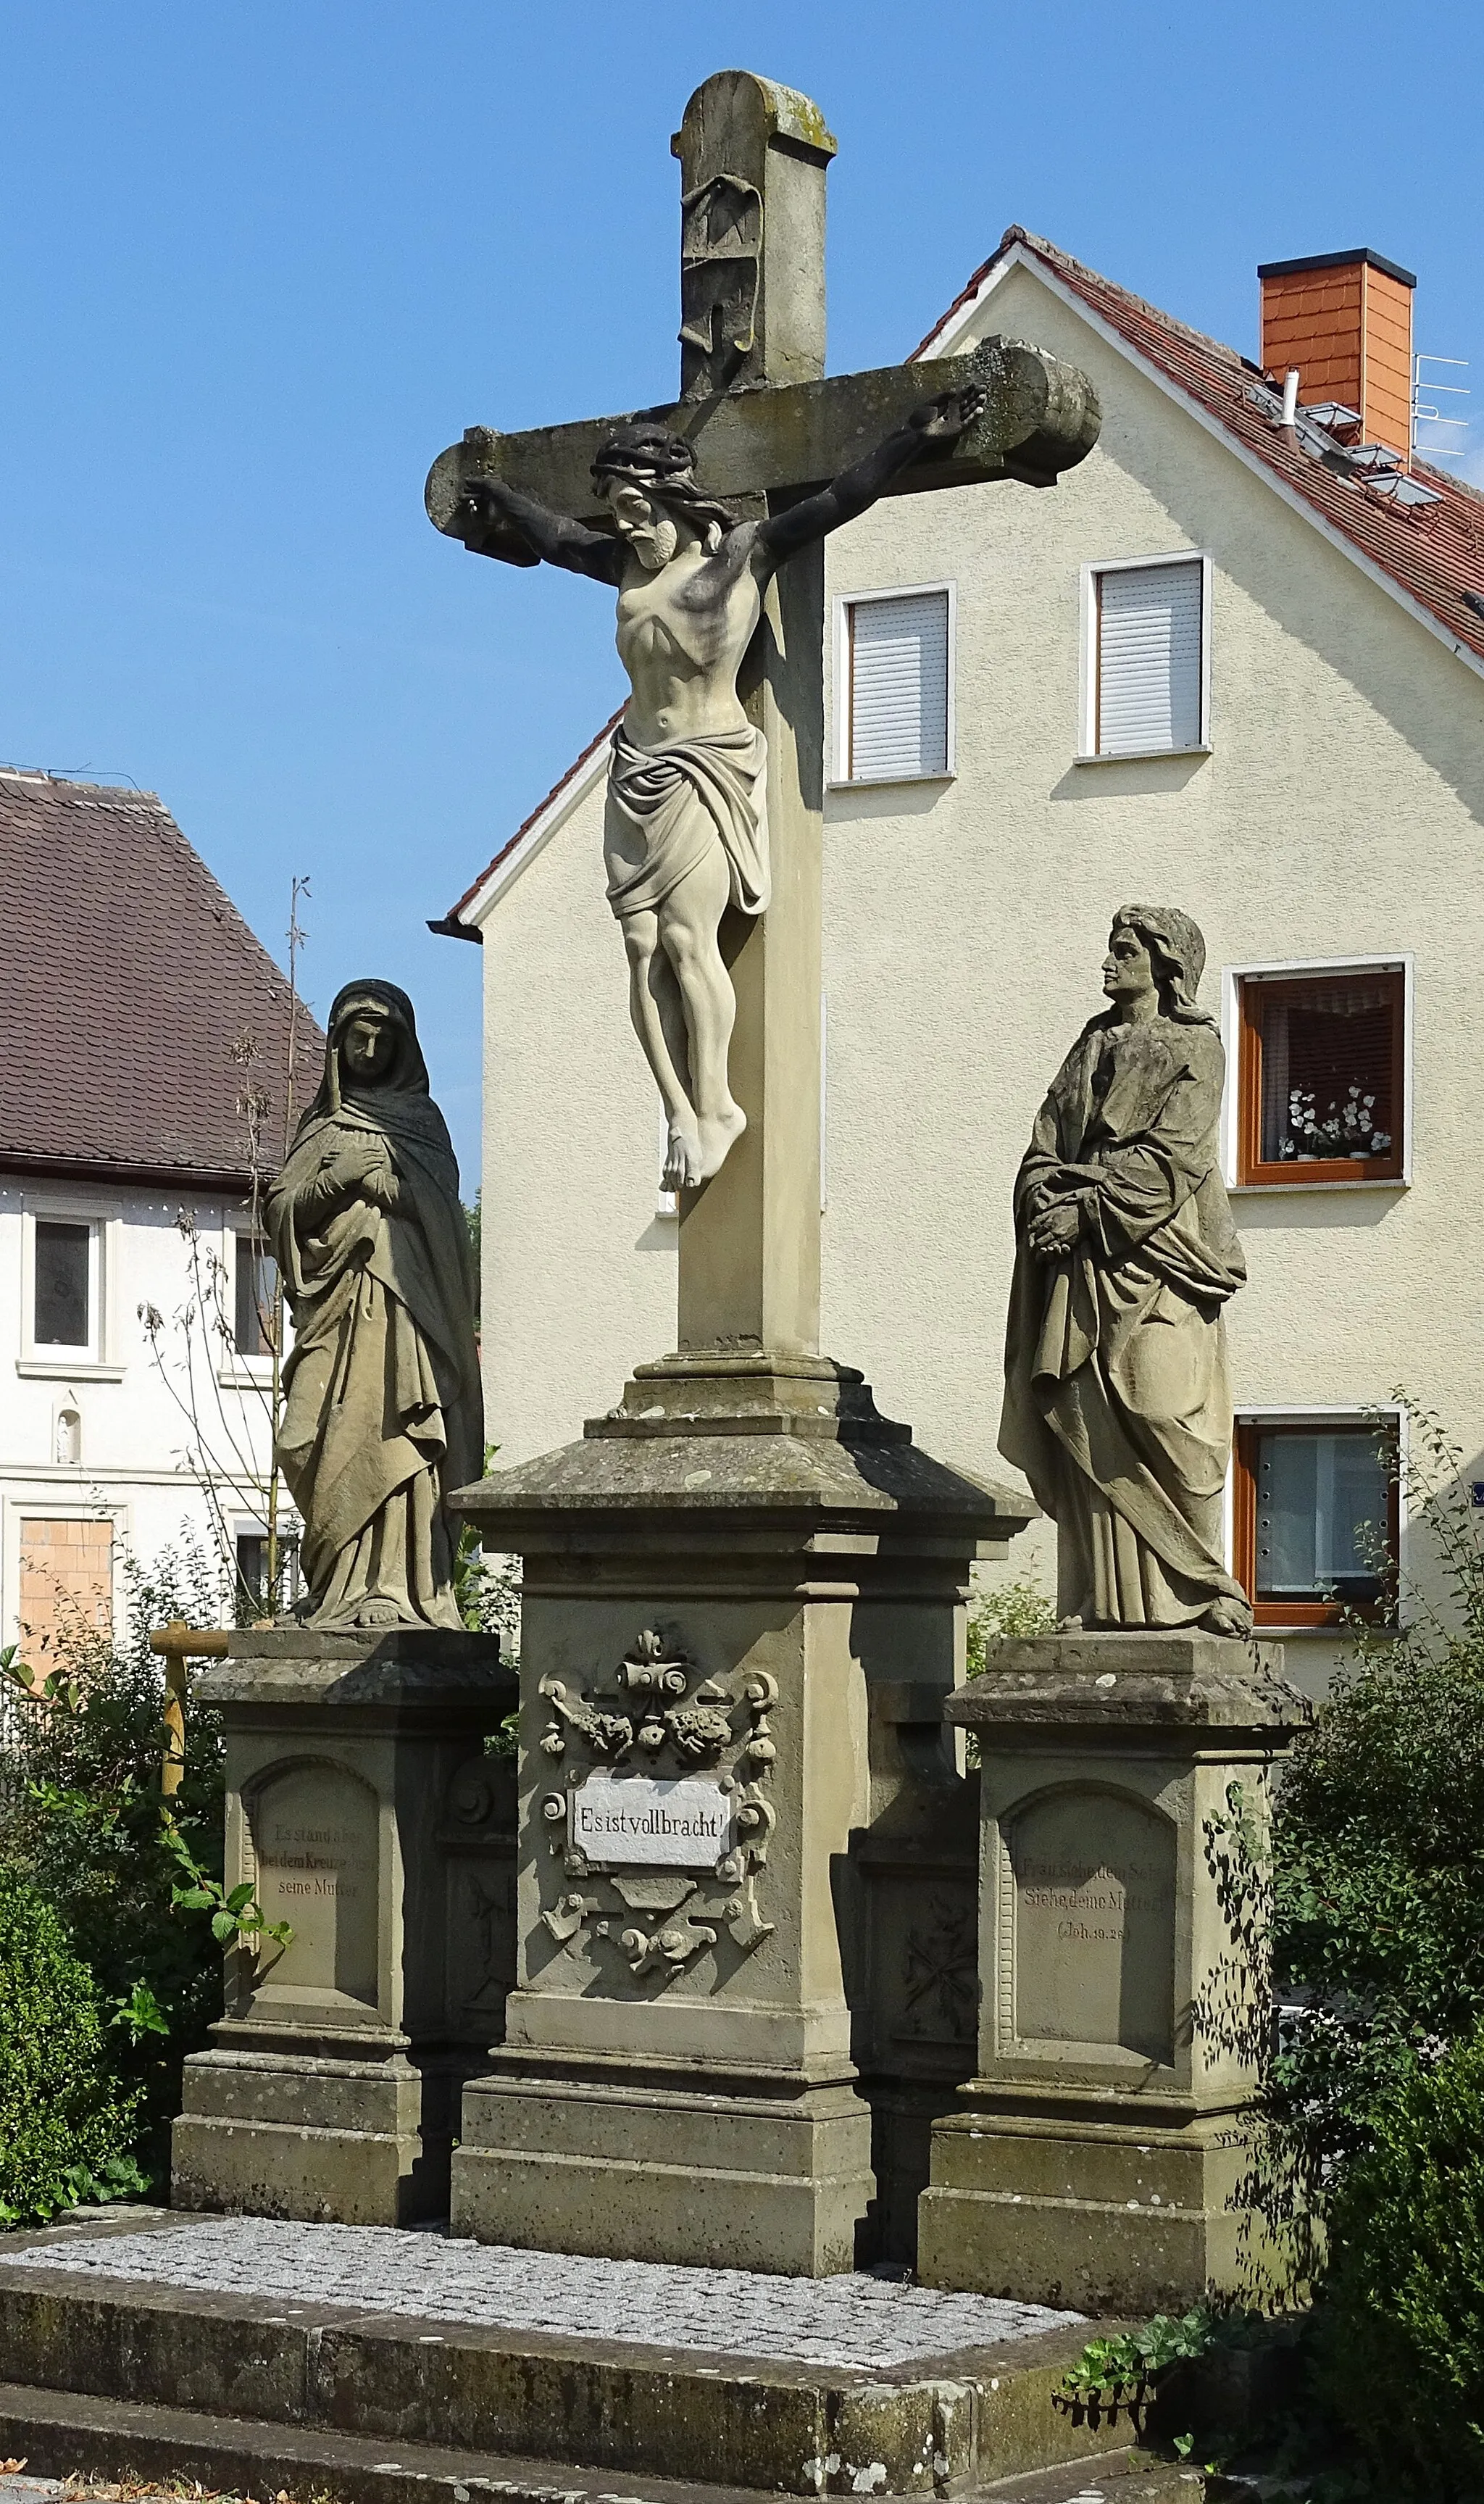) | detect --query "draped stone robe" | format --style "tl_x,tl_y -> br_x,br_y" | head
266,1073 -> 483,1632
604,721 -> 770,921
999,1010 -> 1249,1629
